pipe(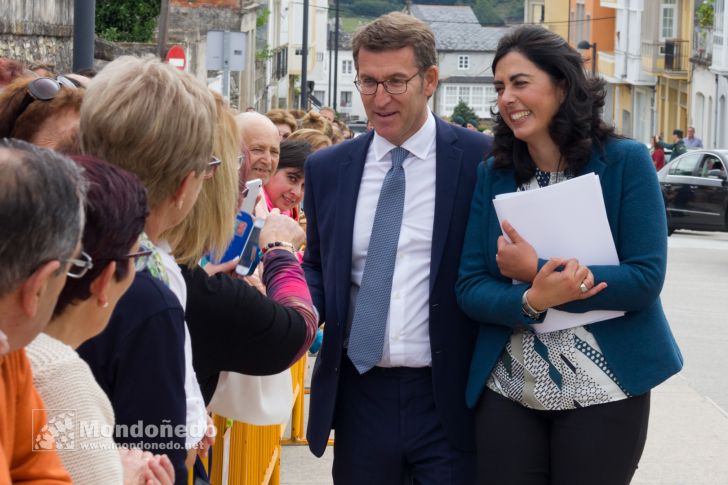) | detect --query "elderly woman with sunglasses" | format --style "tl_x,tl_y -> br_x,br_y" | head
0,75 -> 83,151
25,156 -> 175,485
